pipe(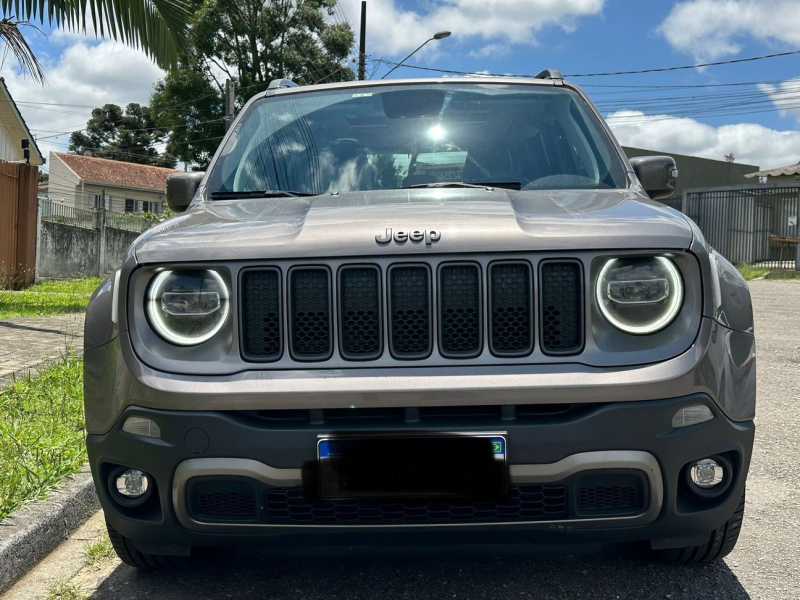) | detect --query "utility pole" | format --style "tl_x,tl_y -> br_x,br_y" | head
358,1 -> 367,80
224,79 -> 236,130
